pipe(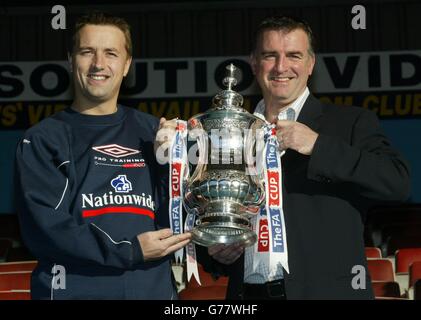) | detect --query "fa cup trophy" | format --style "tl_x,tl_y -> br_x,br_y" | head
183,64 -> 266,247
